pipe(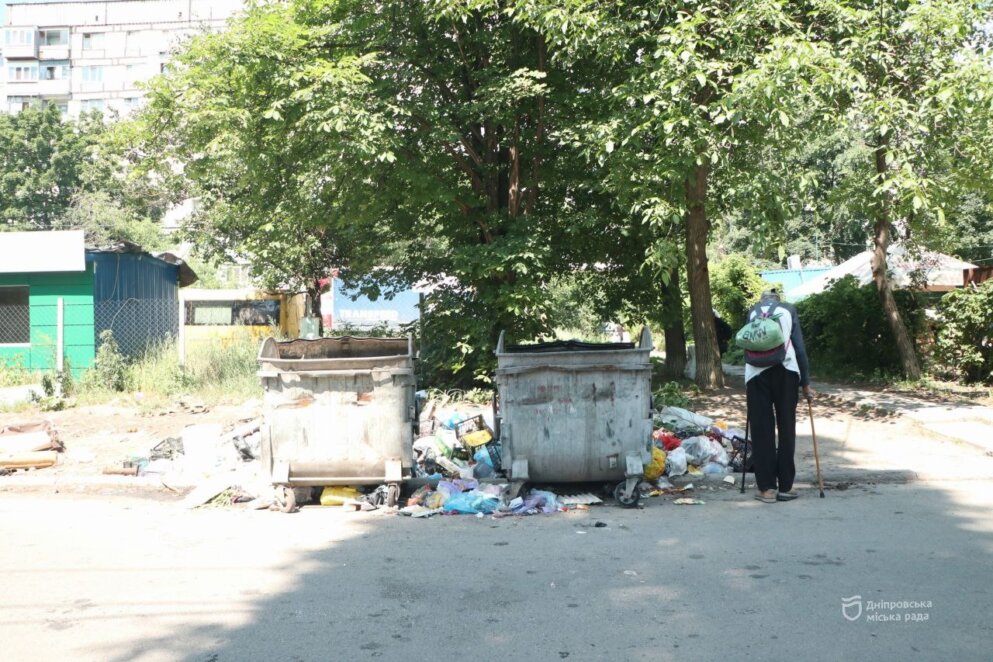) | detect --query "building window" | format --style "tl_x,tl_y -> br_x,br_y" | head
81,65 -> 104,82
80,99 -> 106,113
6,97 -> 40,113
81,33 -> 104,50
0,286 -> 30,345
185,300 -> 281,327
4,29 -> 35,47
42,62 -> 70,80
40,29 -> 68,46
8,64 -> 39,82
